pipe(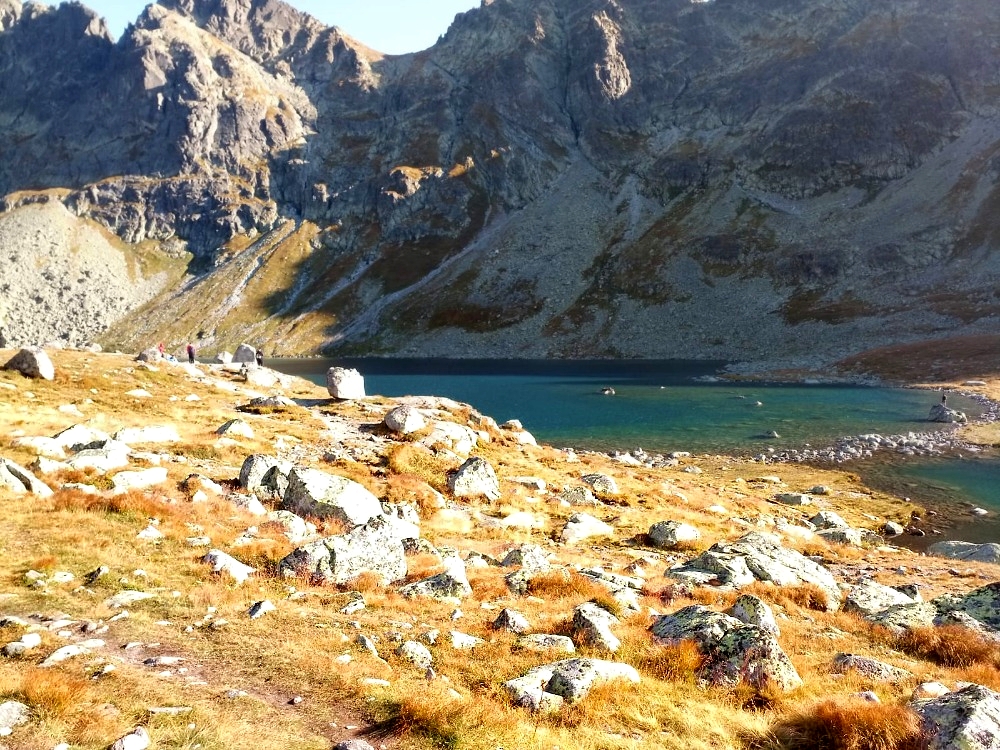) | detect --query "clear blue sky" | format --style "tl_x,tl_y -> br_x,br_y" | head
42,0 -> 481,54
